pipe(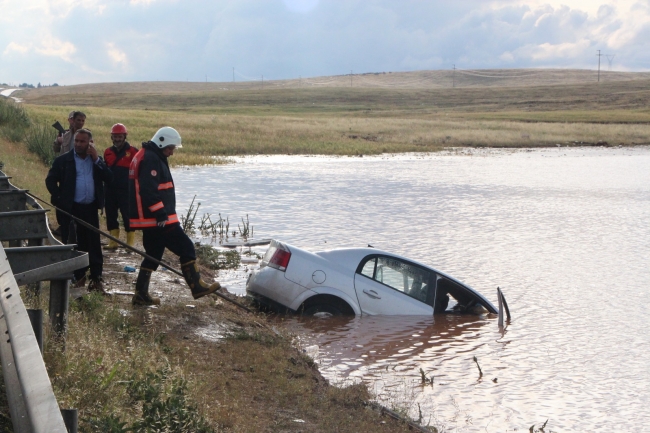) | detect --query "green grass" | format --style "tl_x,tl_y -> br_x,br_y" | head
0,97 -> 30,142
0,136 -> 53,201
32,292 -> 417,433
24,121 -> 56,166
18,102 -> 649,166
